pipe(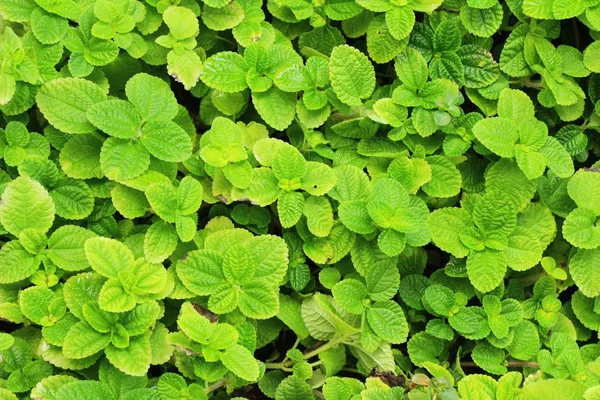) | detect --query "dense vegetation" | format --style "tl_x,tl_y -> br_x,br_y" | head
0,0 -> 600,398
